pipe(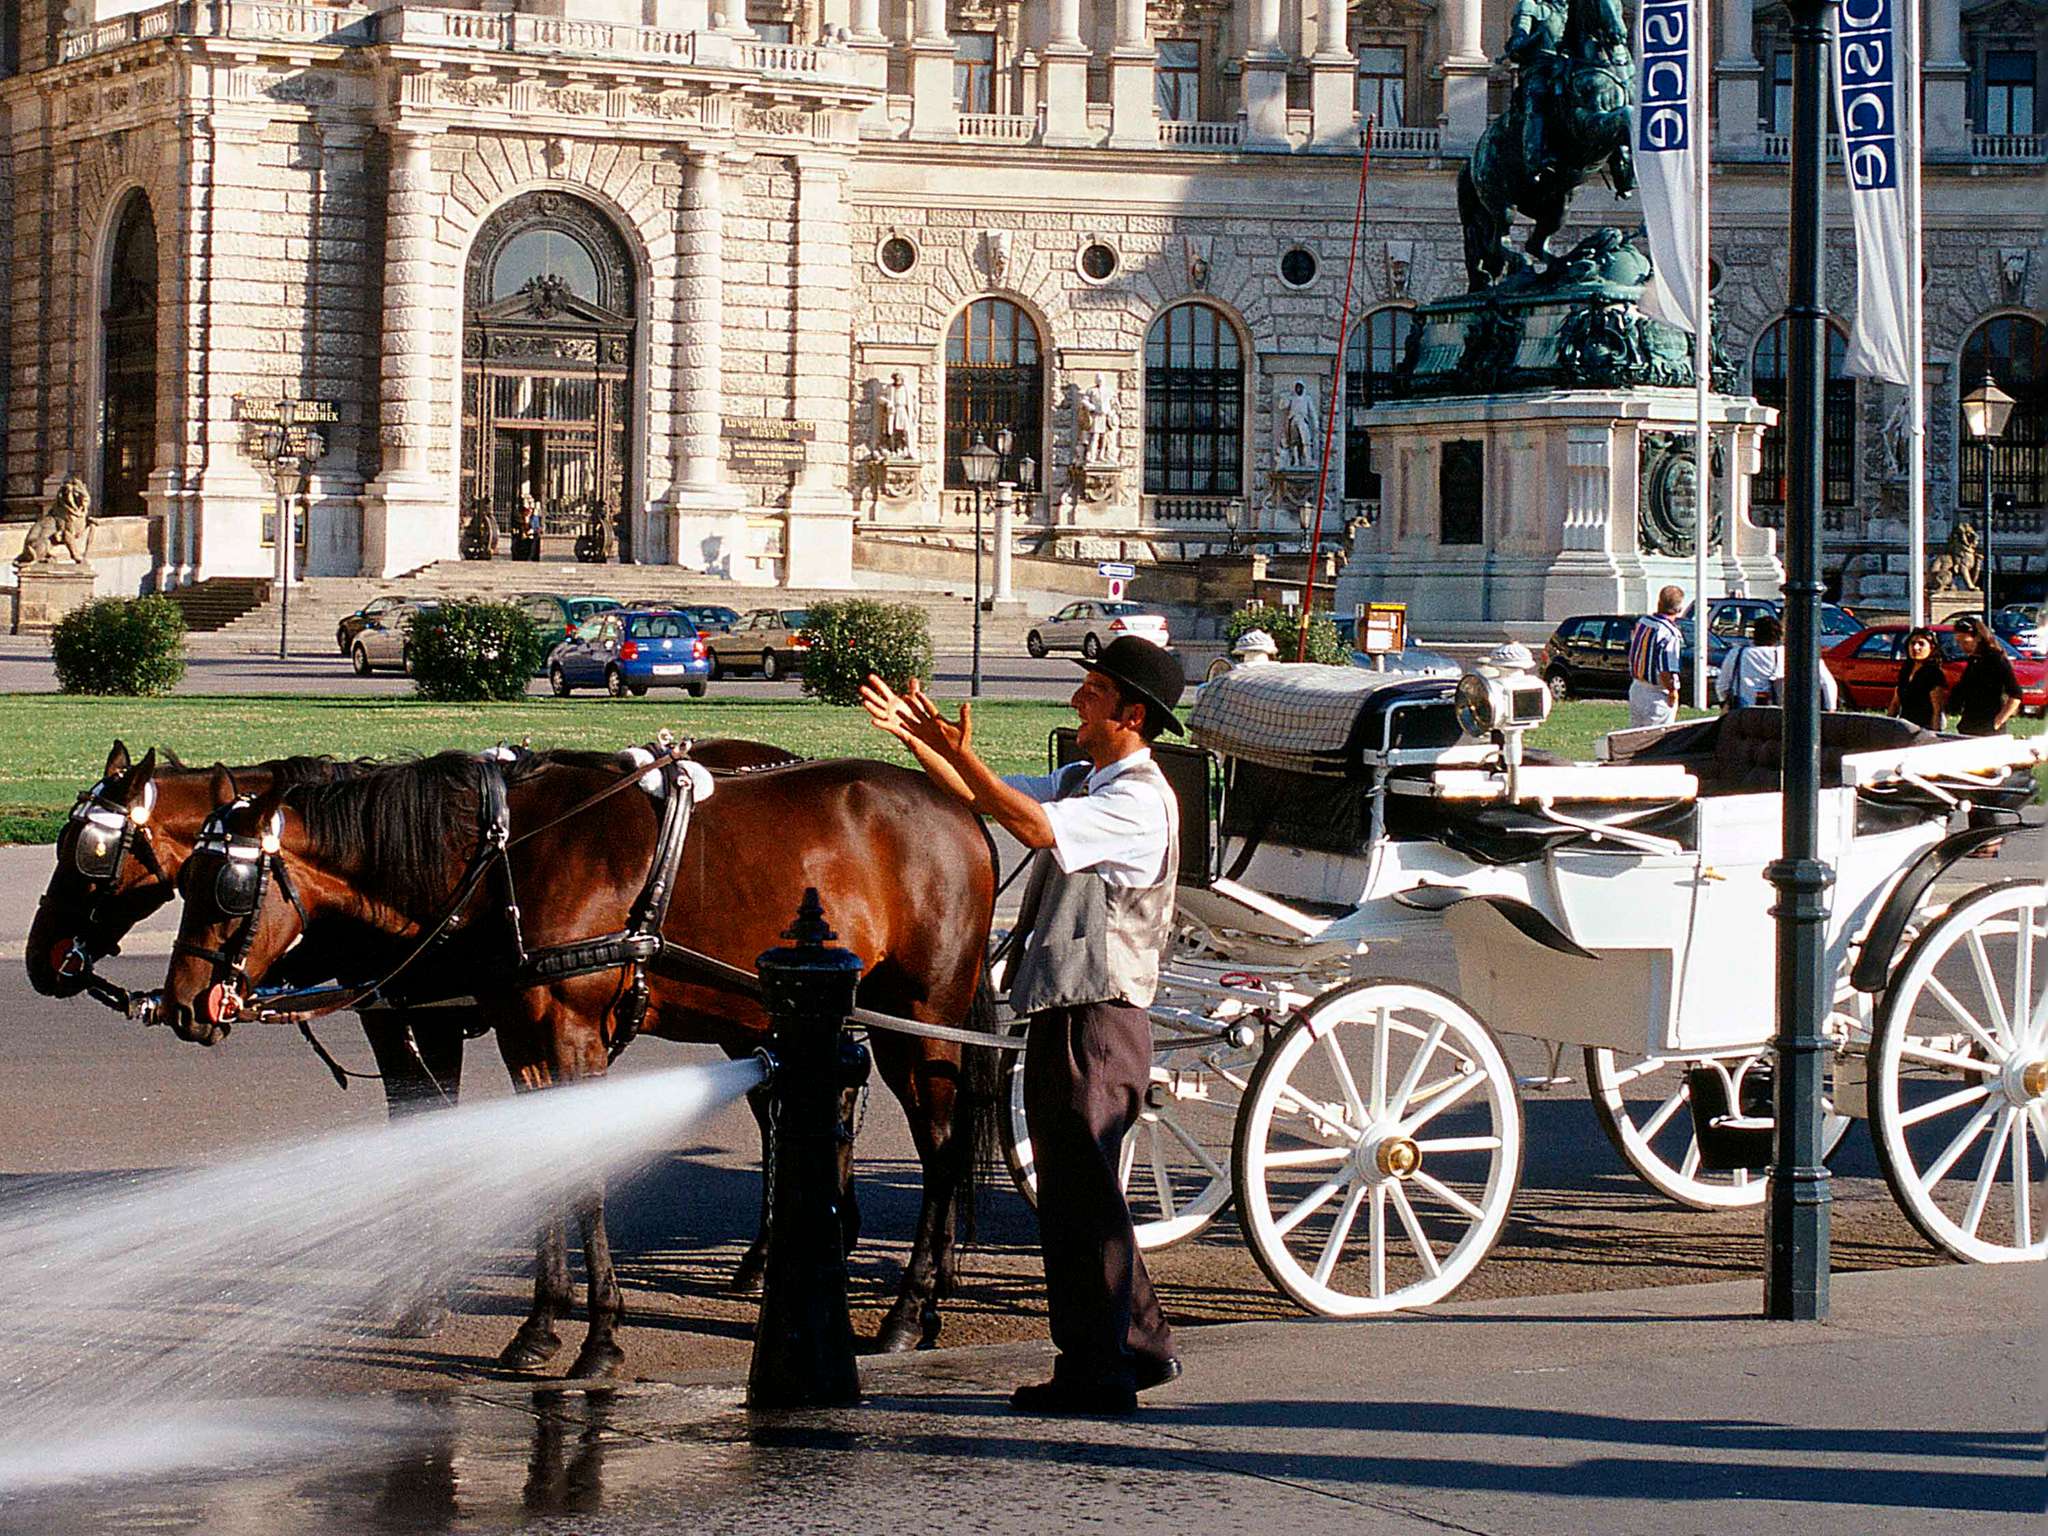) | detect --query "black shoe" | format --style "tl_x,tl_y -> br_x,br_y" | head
1133,1355 -> 1182,1392
1008,1378 -> 1138,1417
